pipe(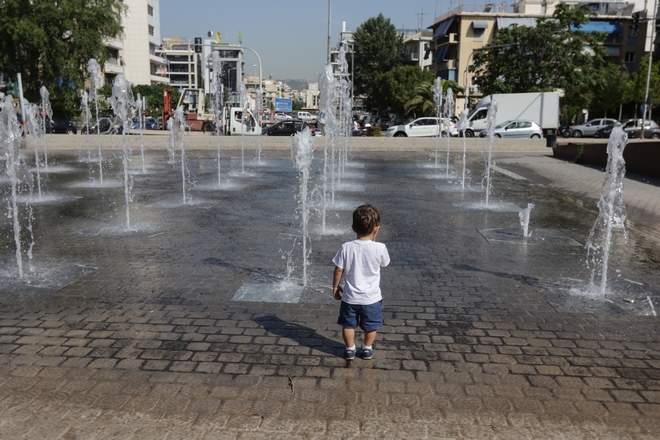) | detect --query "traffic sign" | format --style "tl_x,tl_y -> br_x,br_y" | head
275,98 -> 292,113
